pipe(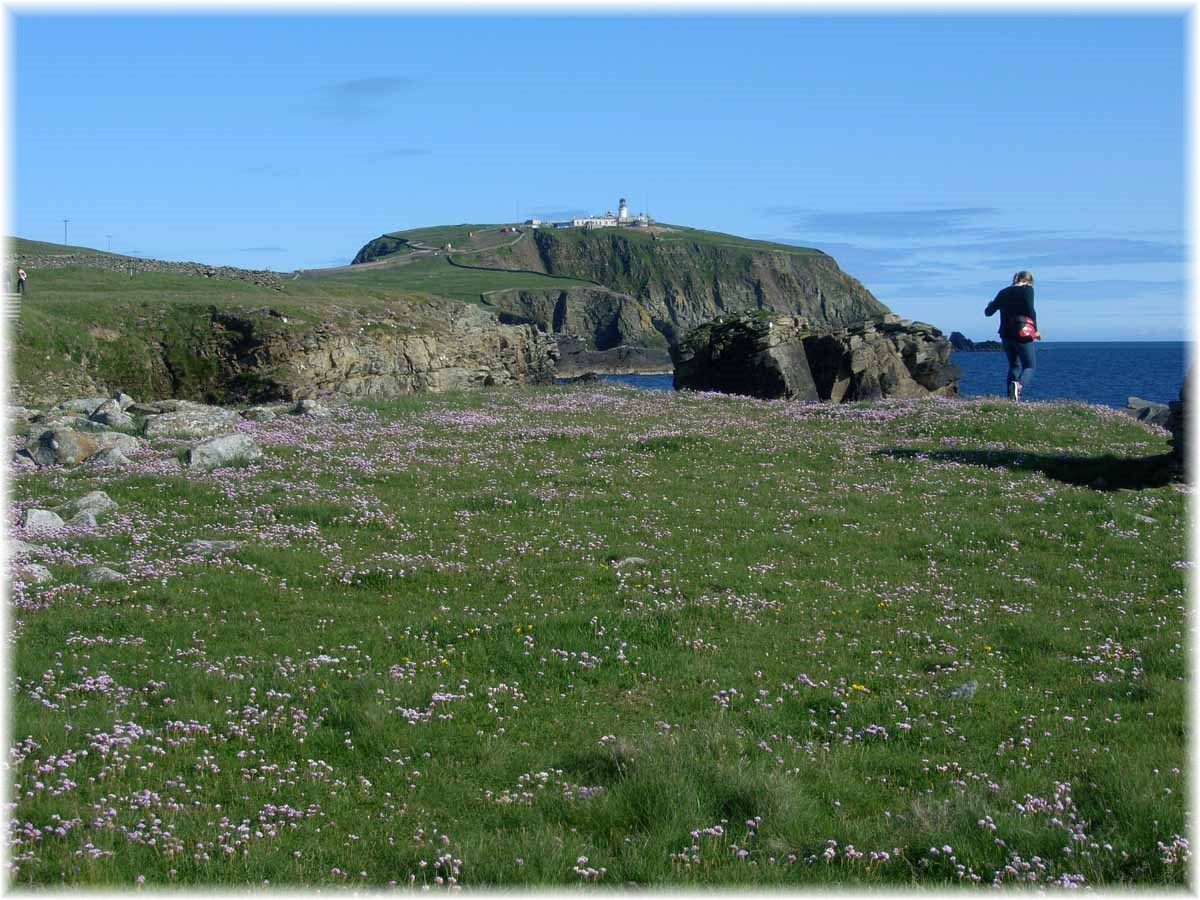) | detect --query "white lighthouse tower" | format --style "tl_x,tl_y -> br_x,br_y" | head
618,197 -> 629,221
